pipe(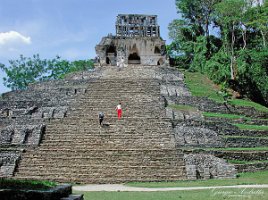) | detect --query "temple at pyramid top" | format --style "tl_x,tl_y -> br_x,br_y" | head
115,14 -> 160,37
95,14 -> 166,66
